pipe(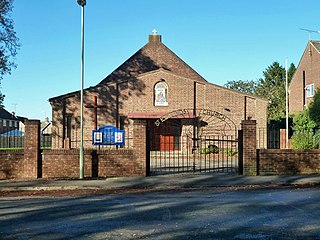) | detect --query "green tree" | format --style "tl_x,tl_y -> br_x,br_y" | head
287,63 -> 296,85
256,62 -> 287,120
0,0 -> 20,108
309,88 -> 320,126
224,61 -> 296,121
224,79 -> 257,96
